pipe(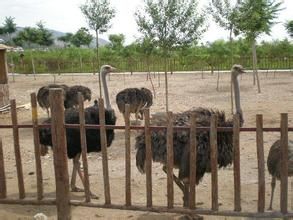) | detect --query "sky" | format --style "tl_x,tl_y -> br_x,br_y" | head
0,0 -> 292,45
